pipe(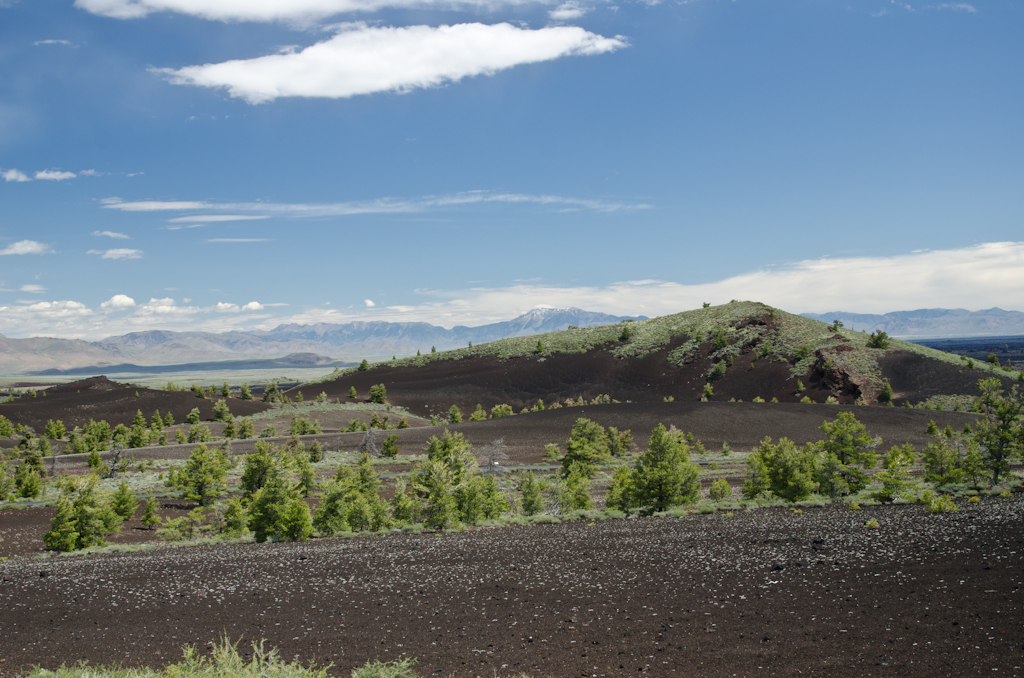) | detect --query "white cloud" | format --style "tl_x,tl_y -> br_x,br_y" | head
367,242 -> 1024,325
216,302 -> 240,312
364,299 -> 375,307
99,294 -> 136,309
937,3 -> 976,11
168,215 -> 269,222
34,39 -> 78,47
101,190 -> 649,217
155,23 -> 626,104
0,240 -> 51,256
206,238 -> 269,242
242,301 -> 264,311
87,248 -> 143,259
19,284 -> 46,293
79,169 -> 101,176
92,230 -> 131,239
35,169 -> 76,181
75,0 -> 549,22
3,169 -> 31,182
549,1 -> 587,20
